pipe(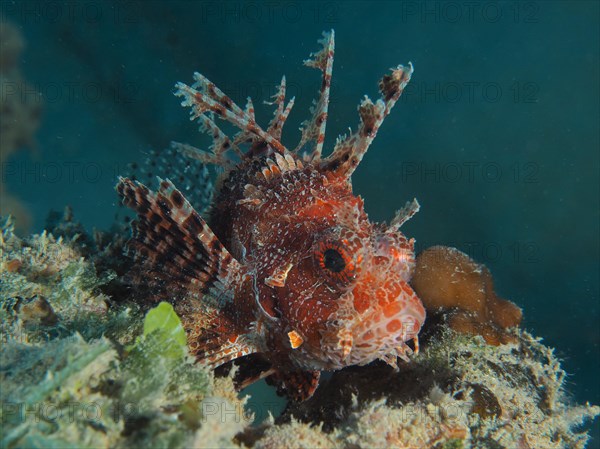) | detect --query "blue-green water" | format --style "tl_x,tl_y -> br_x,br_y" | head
2,0 -> 598,445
